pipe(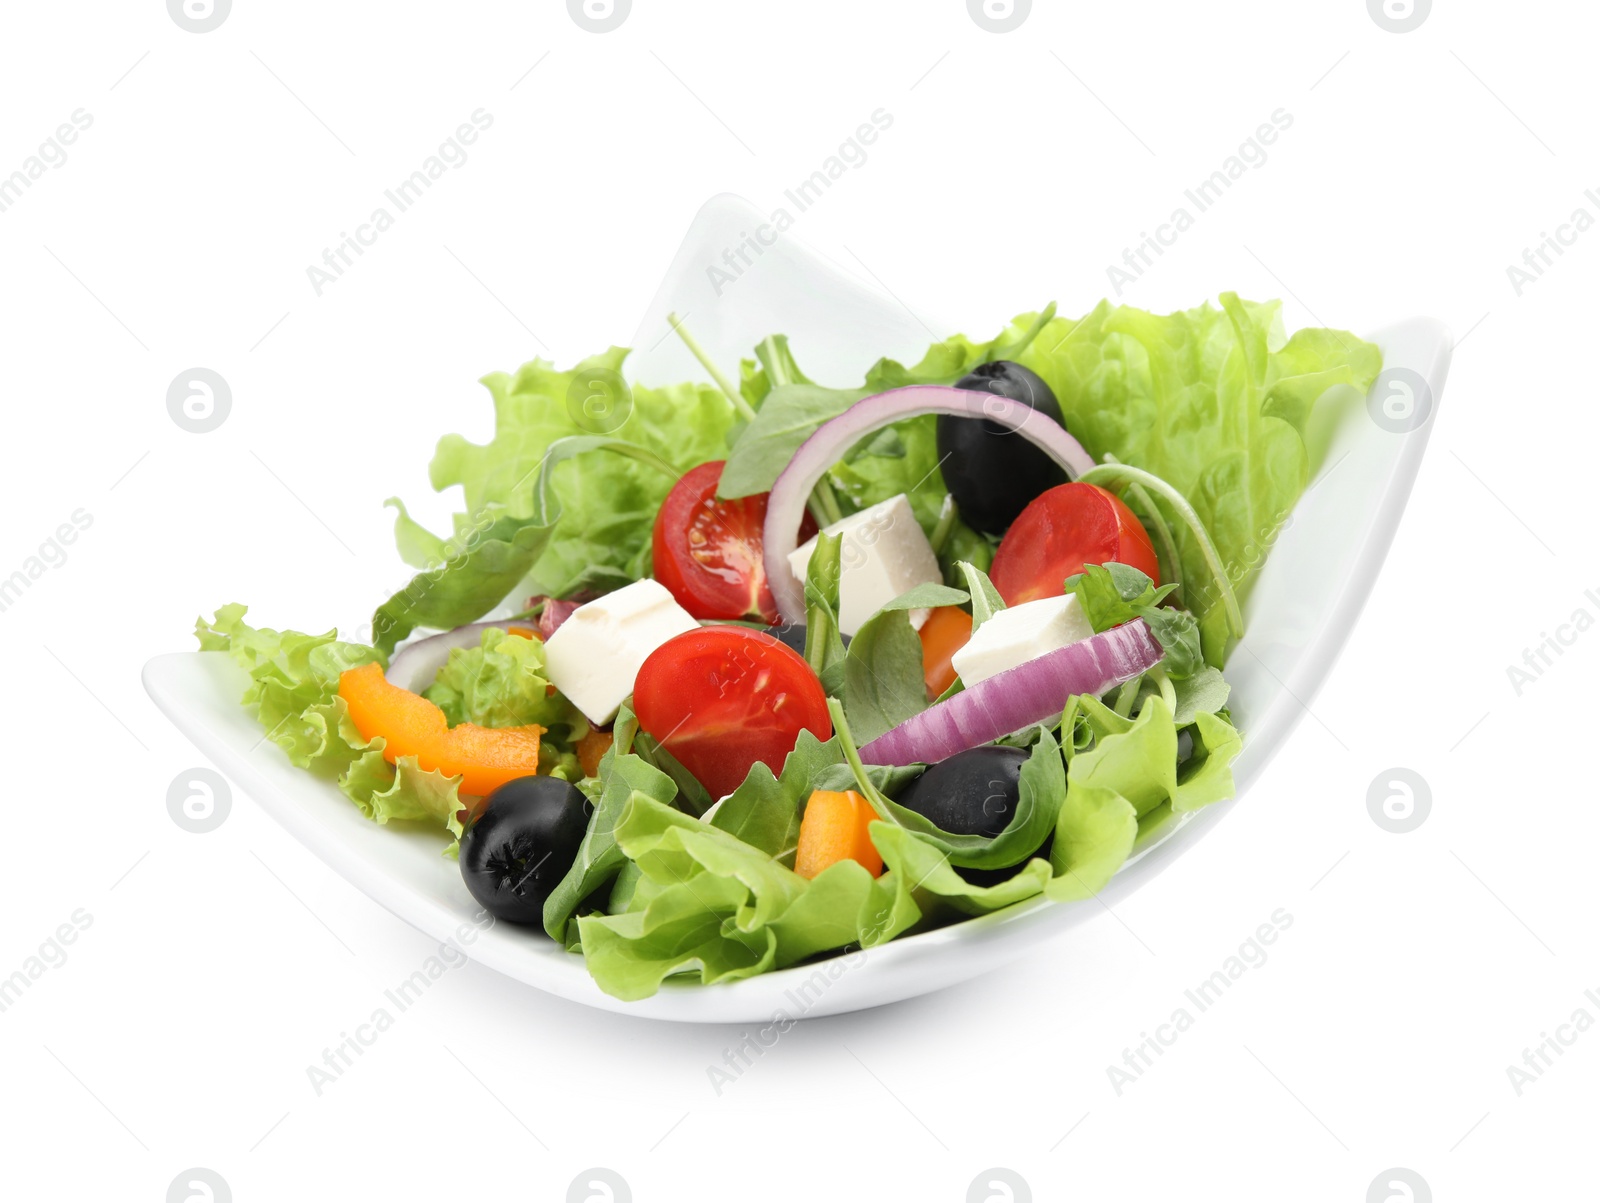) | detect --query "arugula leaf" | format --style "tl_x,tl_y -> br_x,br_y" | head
372,508 -> 555,654
802,530 -> 849,695
717,383 -> 870,499
1065,694 -> 1241,819
719,316 -> 1047,509
1170,665 -> 1231,725
874,583 -> 970,612
542,751 -> 676,943
372,435 -> 679,653
838,584 -> 965,745
1067,563 -> 1202,679
610,691 -> 713,815
711,731 -> 843,860
1176,710 -> 1244,812
741,333 -> 816,409
956,561 -> 1006,635
842,610 -> 927,745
